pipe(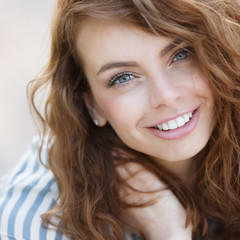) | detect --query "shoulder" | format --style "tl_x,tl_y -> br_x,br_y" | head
0,137 -> 143,240
0,136 -> 68,240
